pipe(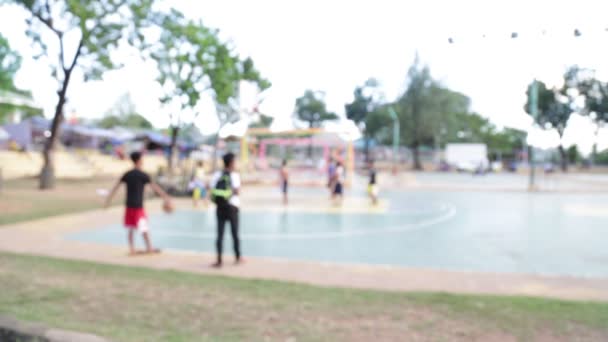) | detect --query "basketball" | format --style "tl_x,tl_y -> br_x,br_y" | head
162,200 -> 174,214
